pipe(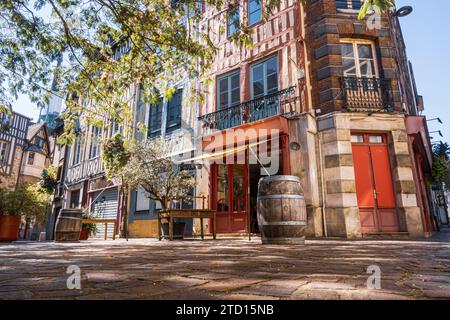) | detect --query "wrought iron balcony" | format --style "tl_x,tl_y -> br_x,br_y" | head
341,77 -> 393,112
199,86 -> 297,133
